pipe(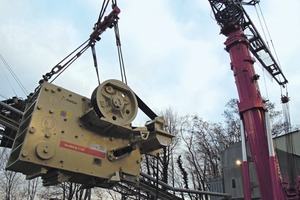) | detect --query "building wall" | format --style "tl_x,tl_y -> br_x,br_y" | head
208,130 -> 300,199
274,130 -> 300,185
220,142 -> 260,199
206,178 -> 224,200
